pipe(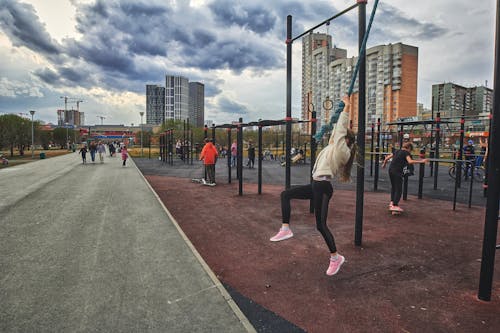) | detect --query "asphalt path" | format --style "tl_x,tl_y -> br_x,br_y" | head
0,152 -> 254,333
